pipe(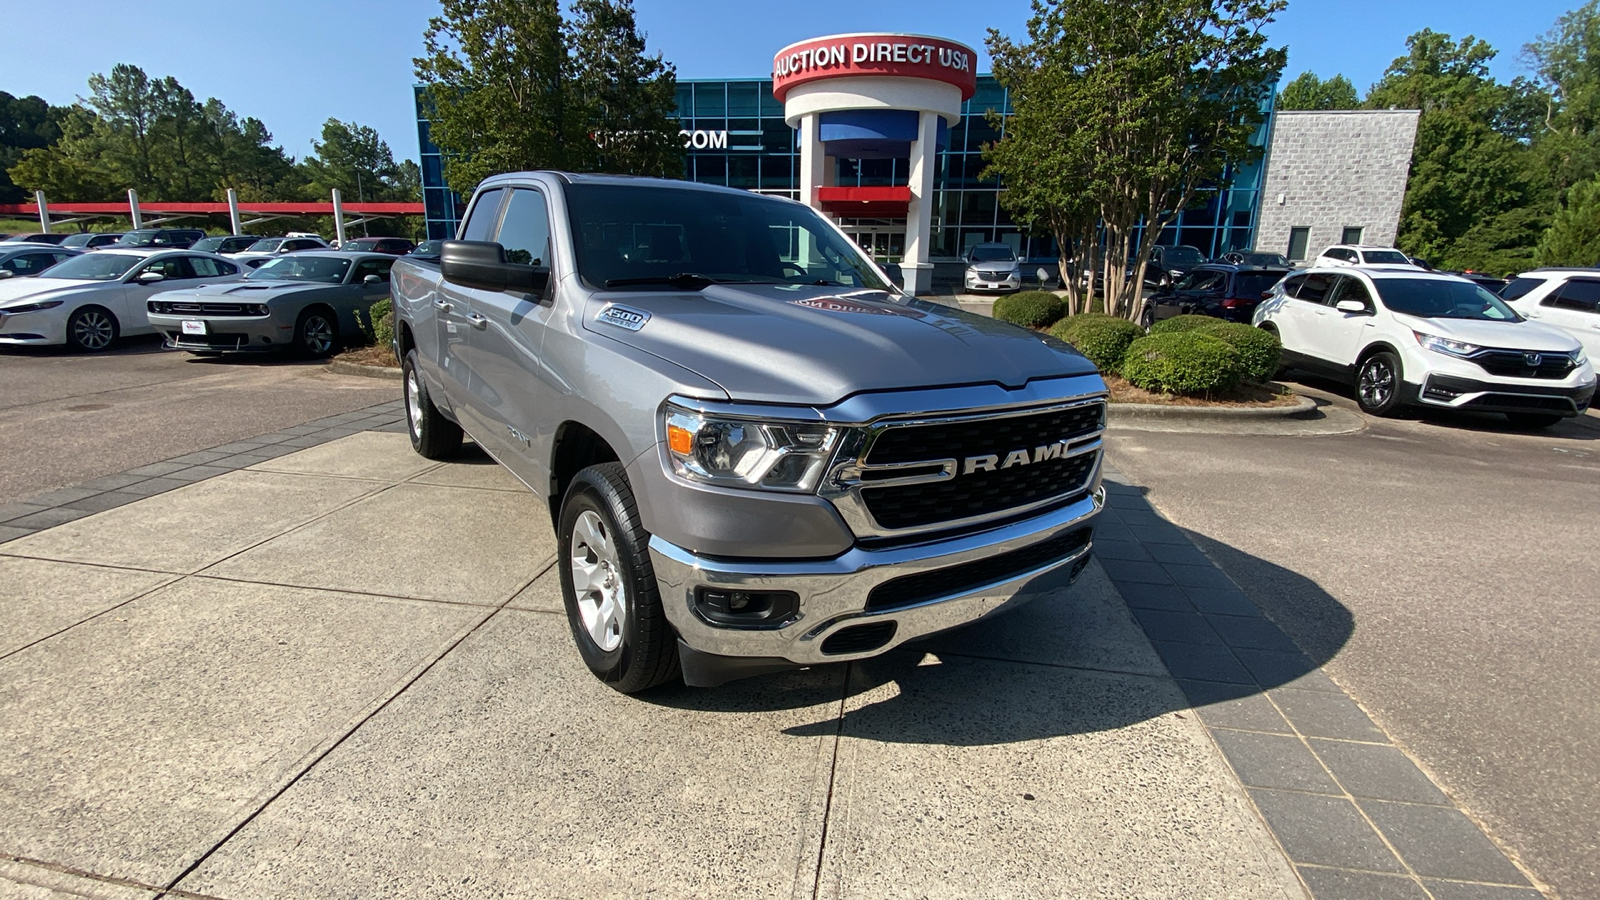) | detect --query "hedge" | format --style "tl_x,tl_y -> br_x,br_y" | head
1120,332 -> 1243,395
369,298 -> 394,348
992,291 -> 1065,328
1193,320 -> 1281,382
1147,314 -> 1220,335
1049,314 -> 1144,374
